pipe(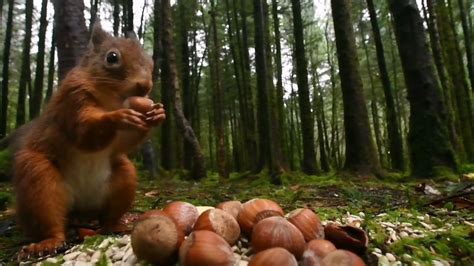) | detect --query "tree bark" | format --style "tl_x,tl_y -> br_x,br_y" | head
435,0 -> 474,162
331,0 -> 380,176
359,21 -> 385,166
271,0 -> 288,161
113,0 -> 120,36
209,0 -> 228,178
422,0 -> 461,159
312,63 -> 330,172
0,0 -> 14,138
366,0 -> 405,171
30,0 -> 49,119
45,24 -> 57,105
16,0 -> 34,128
89,0 -> 99,31
53,0 -> 88,81
388,0 -> 457,177
239,0 -> 258,171
253,0 -> 280,183
291,0 -> 318,174
160,0 -> 206,179
456,0 -> 473,93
